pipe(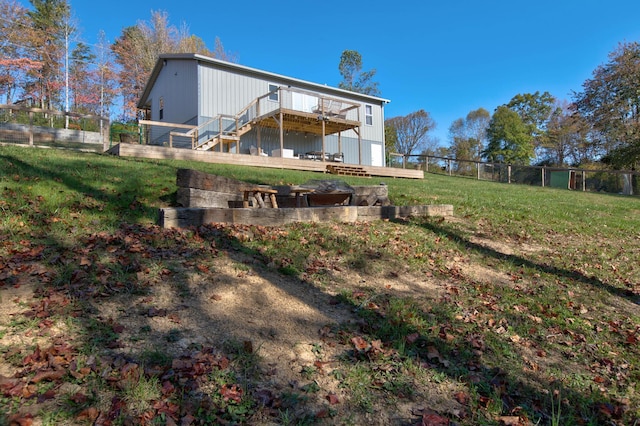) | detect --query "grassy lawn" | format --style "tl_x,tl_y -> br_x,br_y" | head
0,145 -> 638,425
